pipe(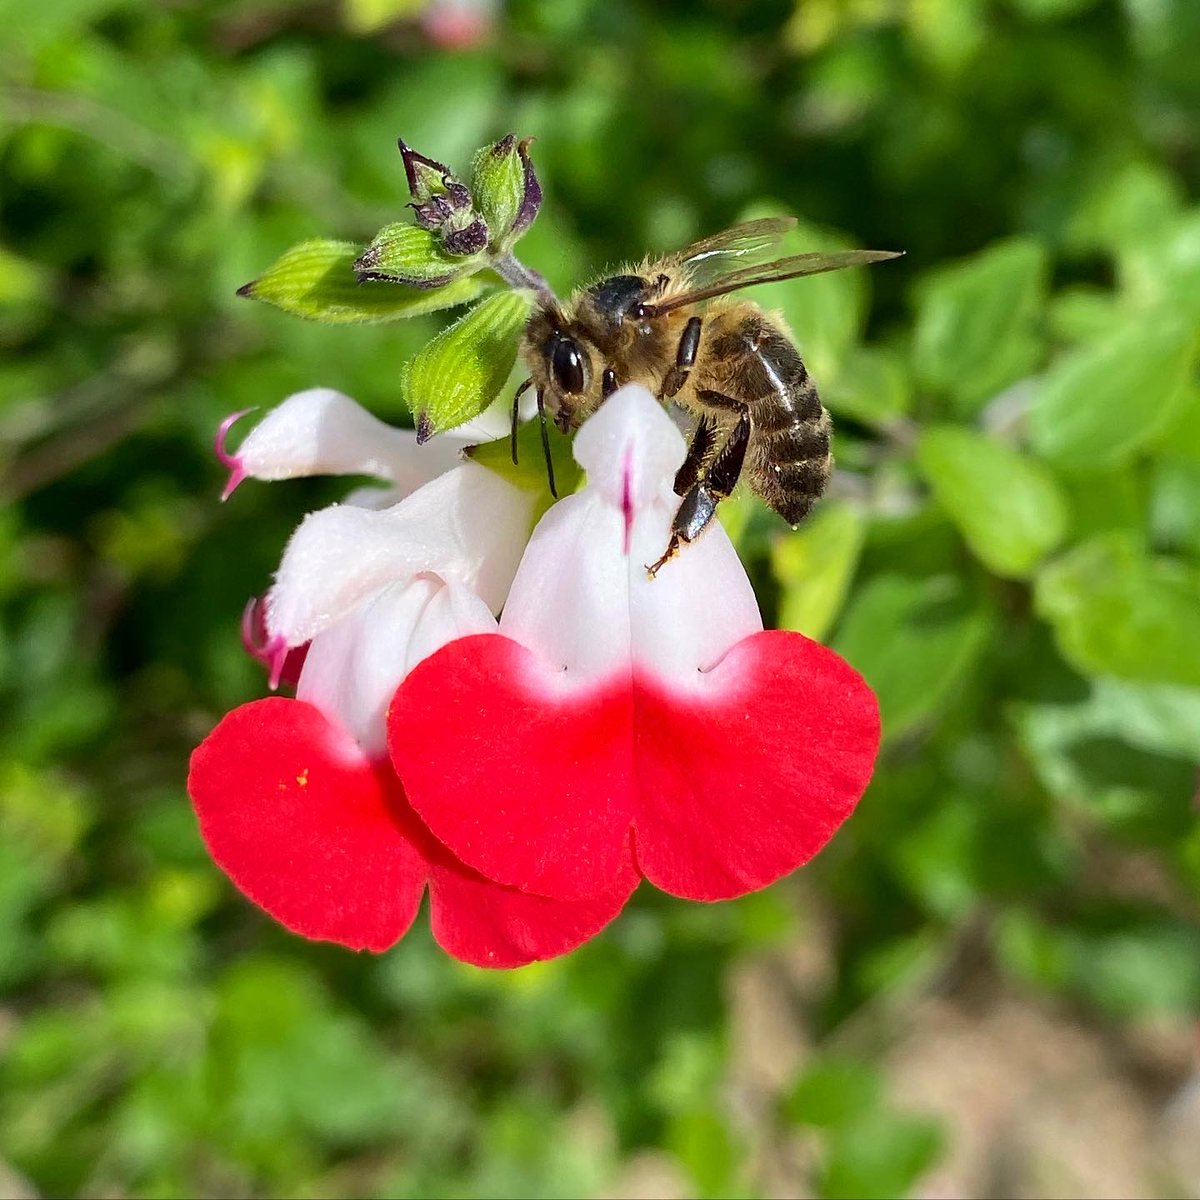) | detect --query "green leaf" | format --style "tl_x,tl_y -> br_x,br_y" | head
787,1059 -> 881,1129
1119,210 -> 1200,323
353,223 -> 481,287
343,0 -> 425,34
913,238 -> 1047,414
1035,532 -> 1200,686
824,345 -> 912,428
1151,457 -> 1200,557
1064,159 -> 1183,256
401,290 -> 533,437
1047,286 -> 1129,345
665,1109 -> 738,1198
820,1111 -> 944,1200
833,574 -> 991,741
915,425 -> 1069,578
1075,923 -> 1200,1018
1029,319 -> 1196,469
772,502 -> 866,640
239,240 -> 486,323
